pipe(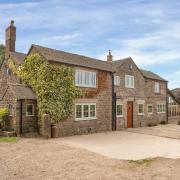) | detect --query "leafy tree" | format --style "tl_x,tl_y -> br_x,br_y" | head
0,44 -> 5,66
9,54 -> 82,123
